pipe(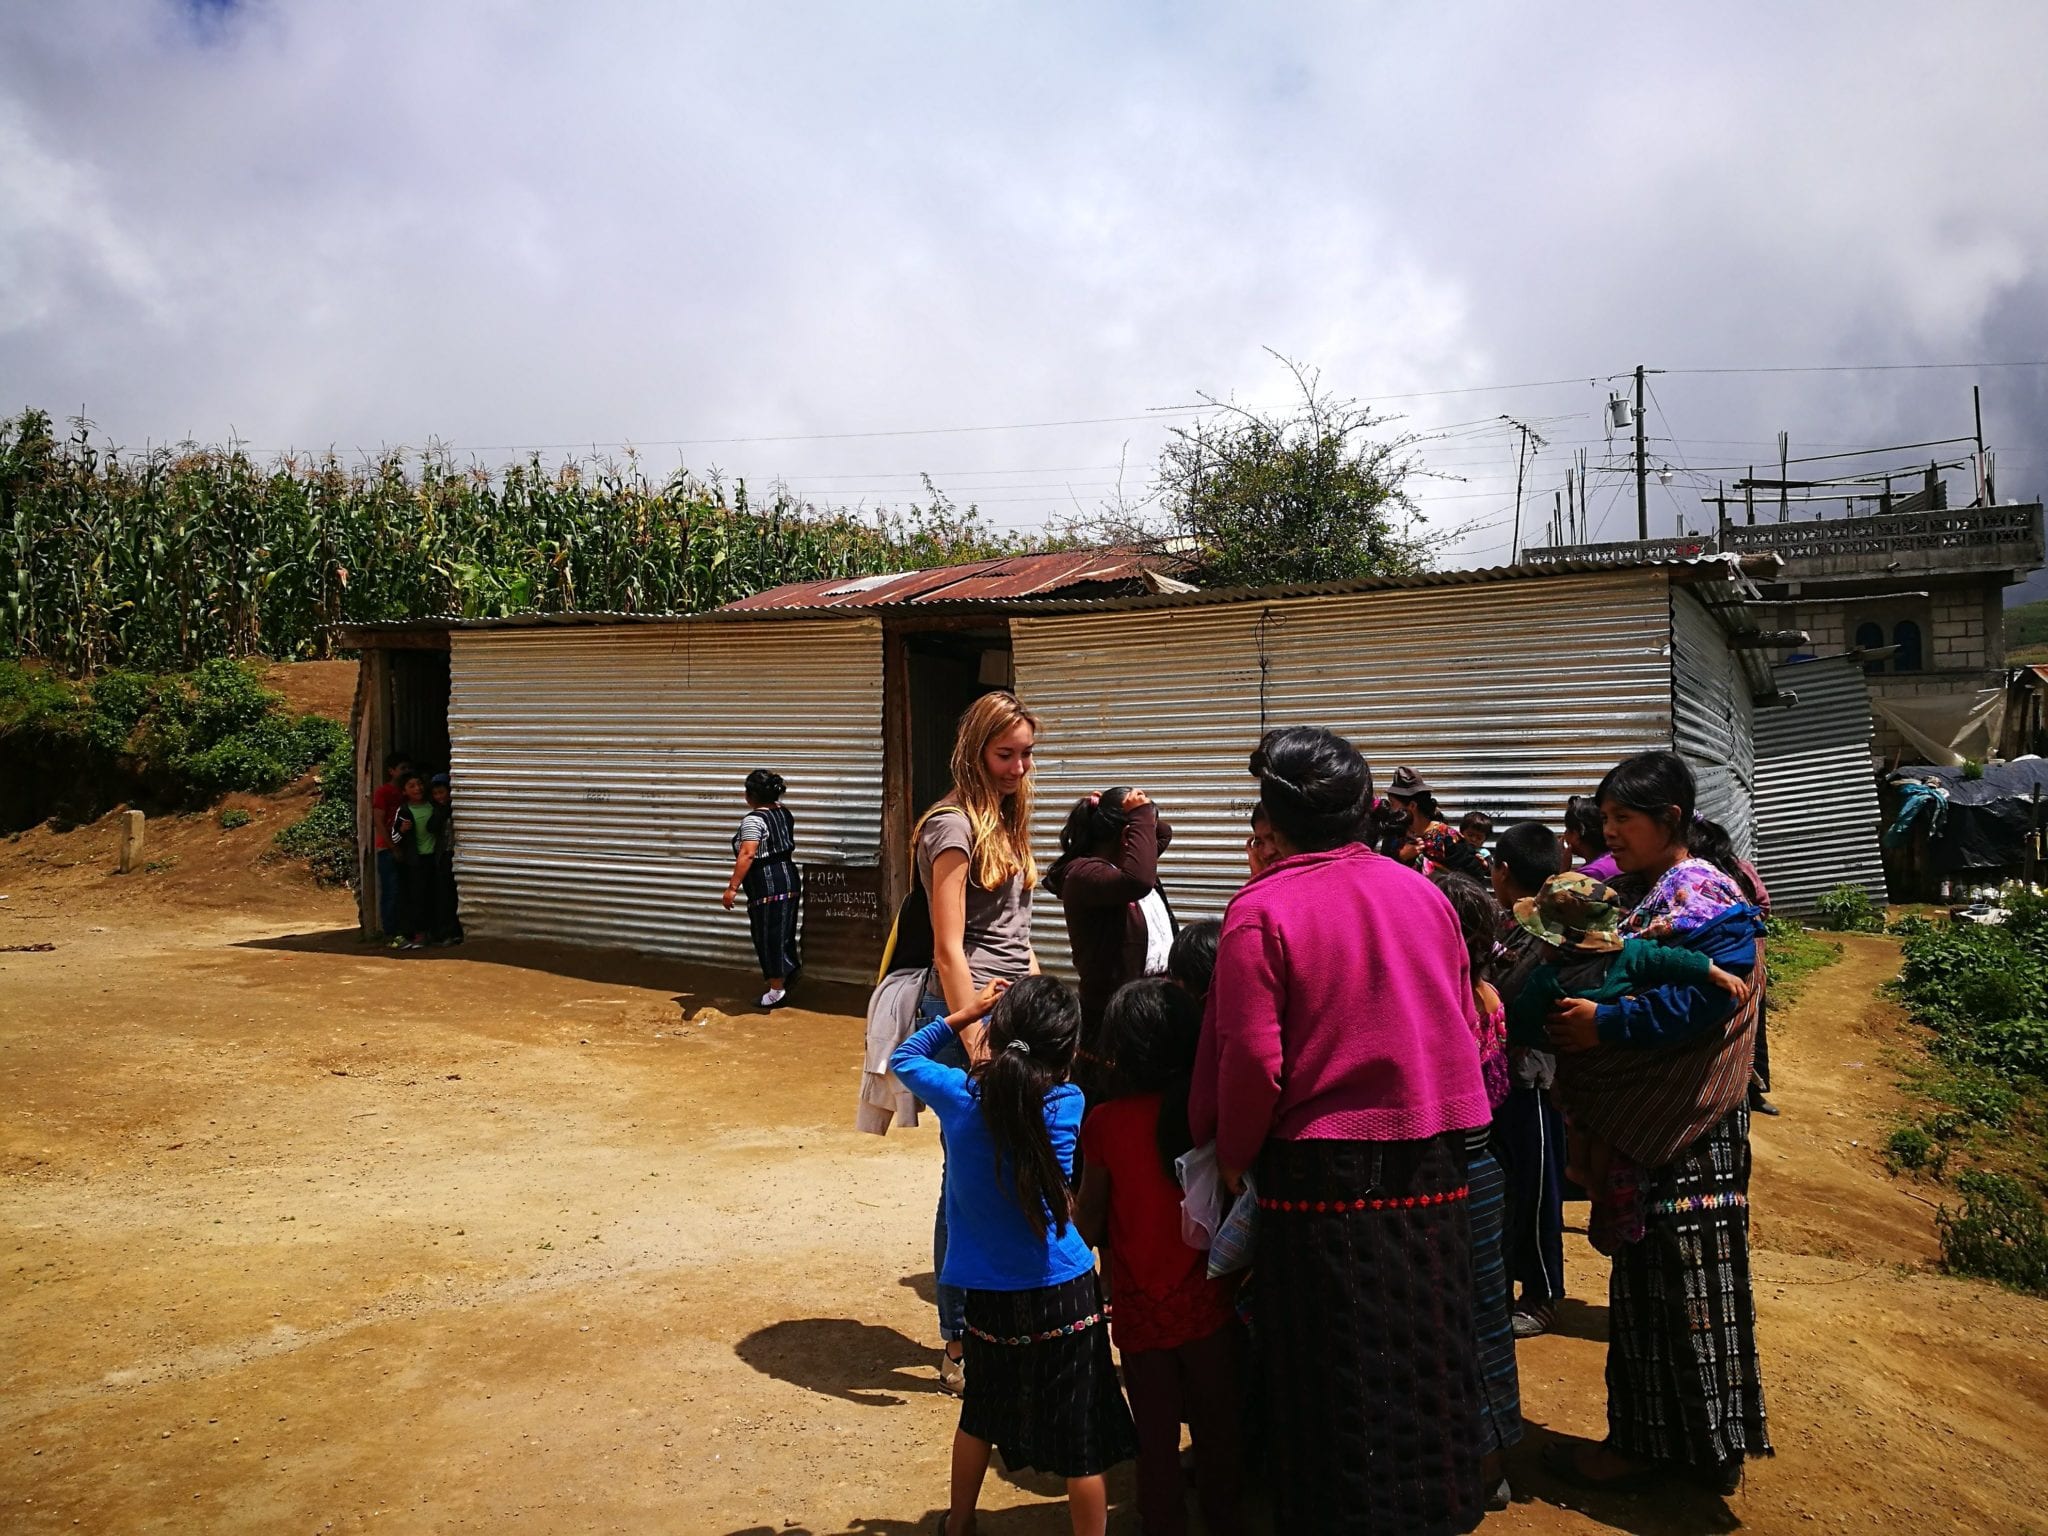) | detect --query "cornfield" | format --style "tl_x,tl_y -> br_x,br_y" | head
1,409 -> 1038,673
